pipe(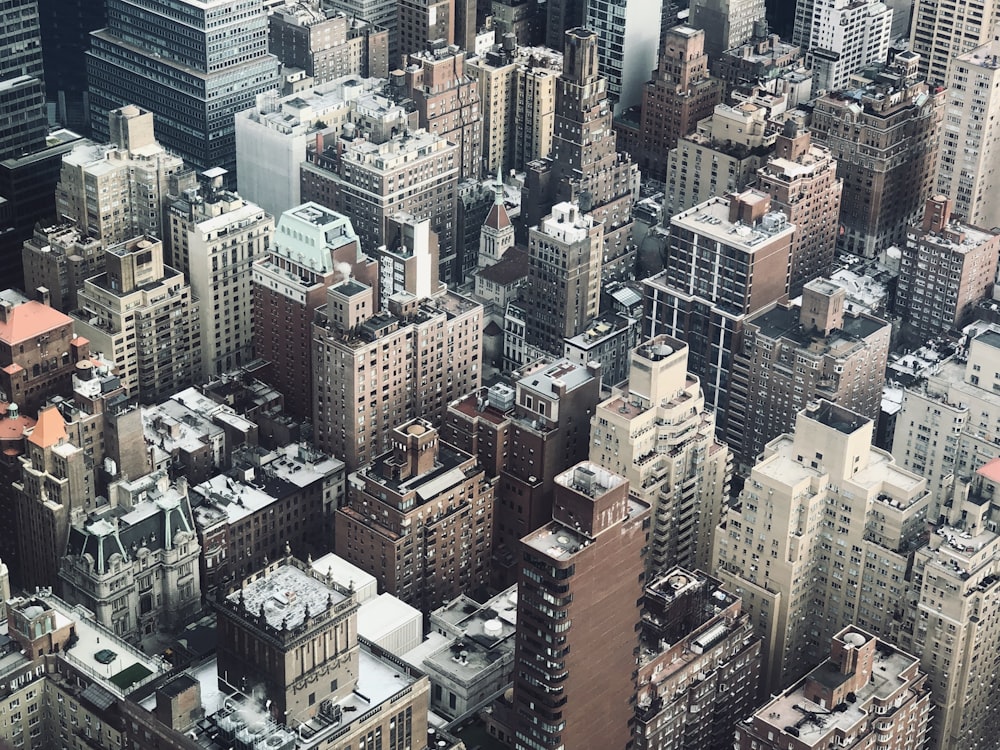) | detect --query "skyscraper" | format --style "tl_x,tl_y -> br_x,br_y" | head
937,42 -> 1000,229
509,462 -> 649,750
0,0 -> 47,161
810,52 -> 943,258
584,0 -> 662,113
590,335 -> 731,574
87,0 -> 280,177
689,0 -> 766,63
909,0 -> 1000,85
523,29 -> 639,281
713,401 -> 930,693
